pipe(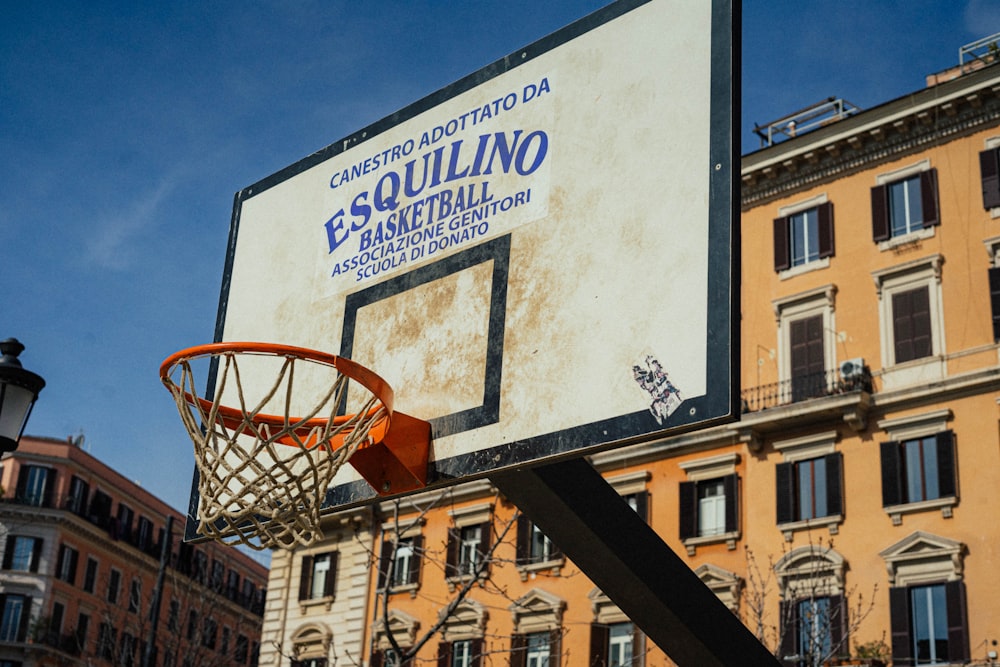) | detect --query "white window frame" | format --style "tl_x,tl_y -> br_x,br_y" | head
772,285 -> 838,395
778,193 -> 831,279
875,159 -> 936,250
872,255 -> 945,389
